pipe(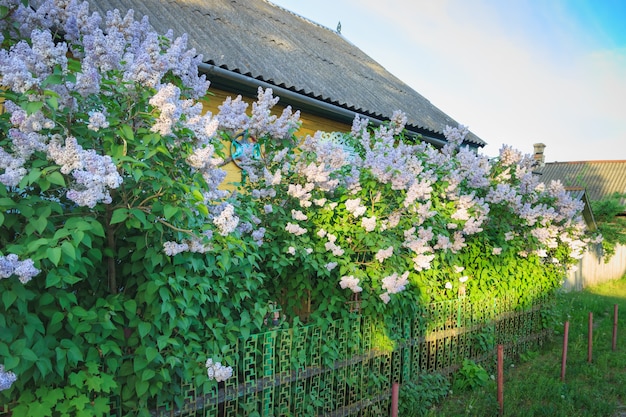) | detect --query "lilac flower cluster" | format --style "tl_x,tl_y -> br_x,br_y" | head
46,136 -> 122,208
217,87 -> 300,141
205,358 -> 233,383
264,114 -> 589,304
339,275 -> 362,293
0,254 -> 40,284
0,365 -> 17,392
213,204 -> 240,236
379,271 -> 409,304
